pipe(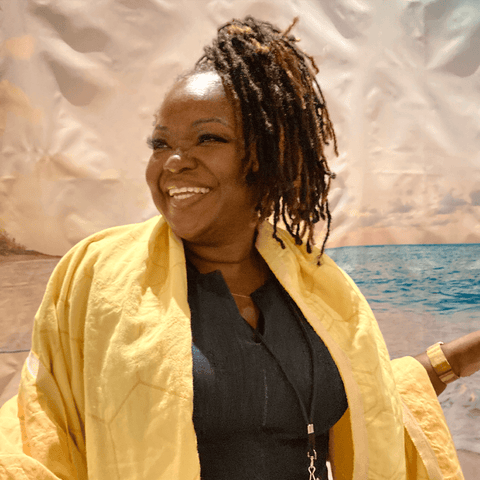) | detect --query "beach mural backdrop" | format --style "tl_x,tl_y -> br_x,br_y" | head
1,0 -> 479,468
